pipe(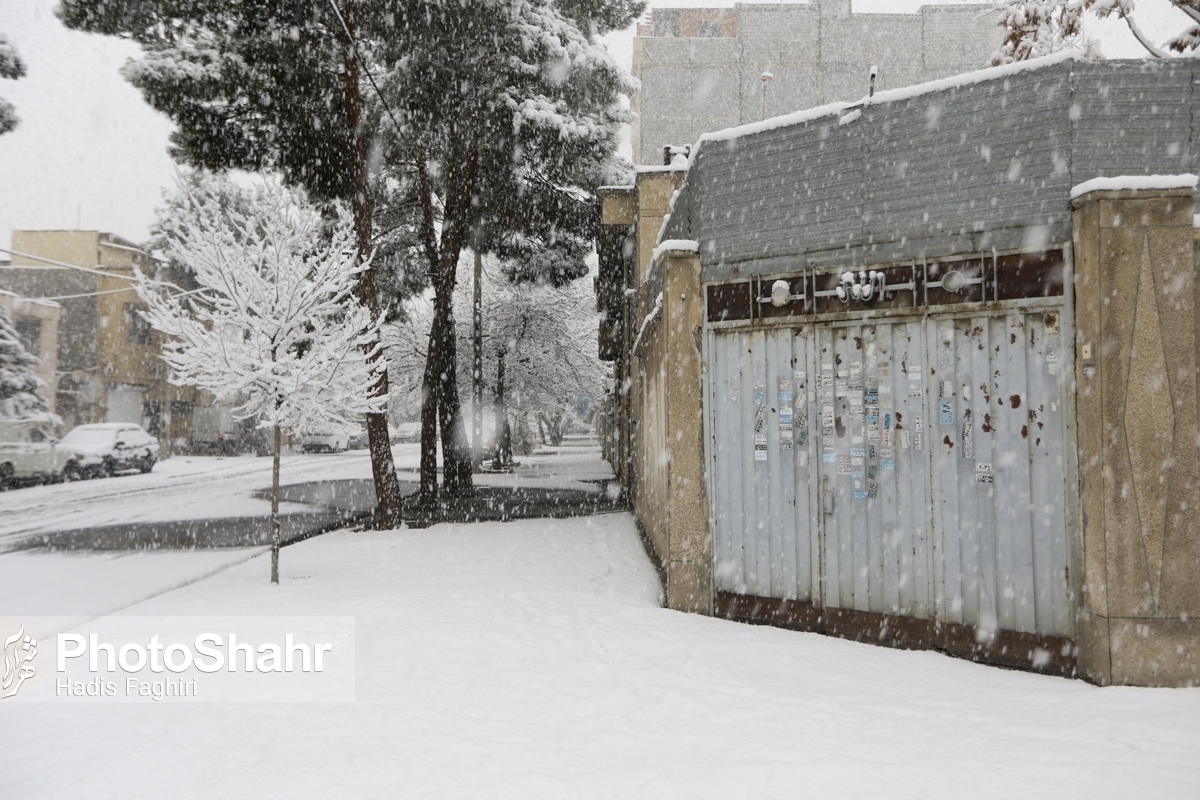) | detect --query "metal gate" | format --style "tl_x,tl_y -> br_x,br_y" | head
707,308 -> 1075,639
